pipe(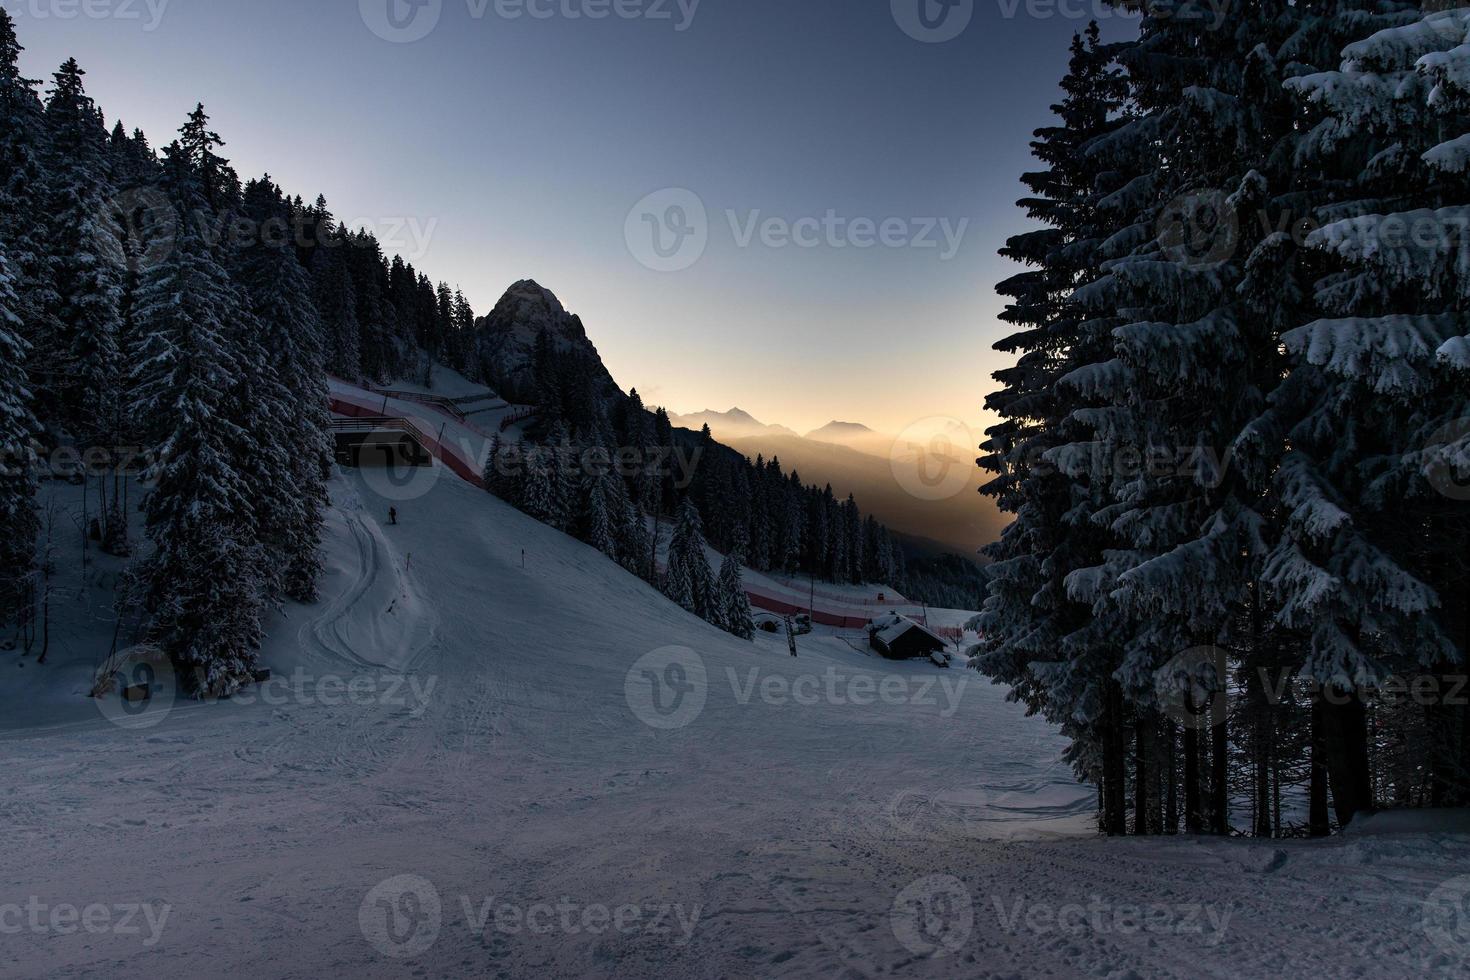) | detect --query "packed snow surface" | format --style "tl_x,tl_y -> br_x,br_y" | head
3,469 -> 1468,978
